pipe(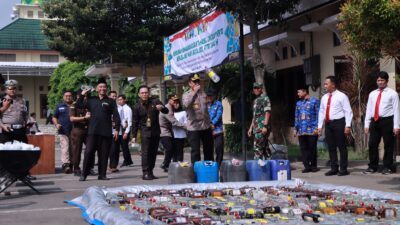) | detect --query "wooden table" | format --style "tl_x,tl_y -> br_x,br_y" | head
28,134 -> 55,175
